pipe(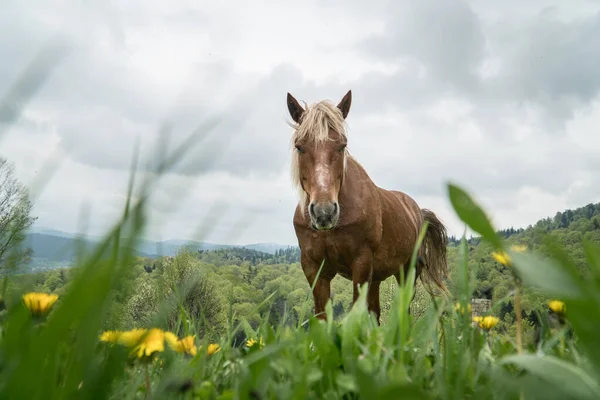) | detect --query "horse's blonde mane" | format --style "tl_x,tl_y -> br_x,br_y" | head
288,99 -> 350,214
